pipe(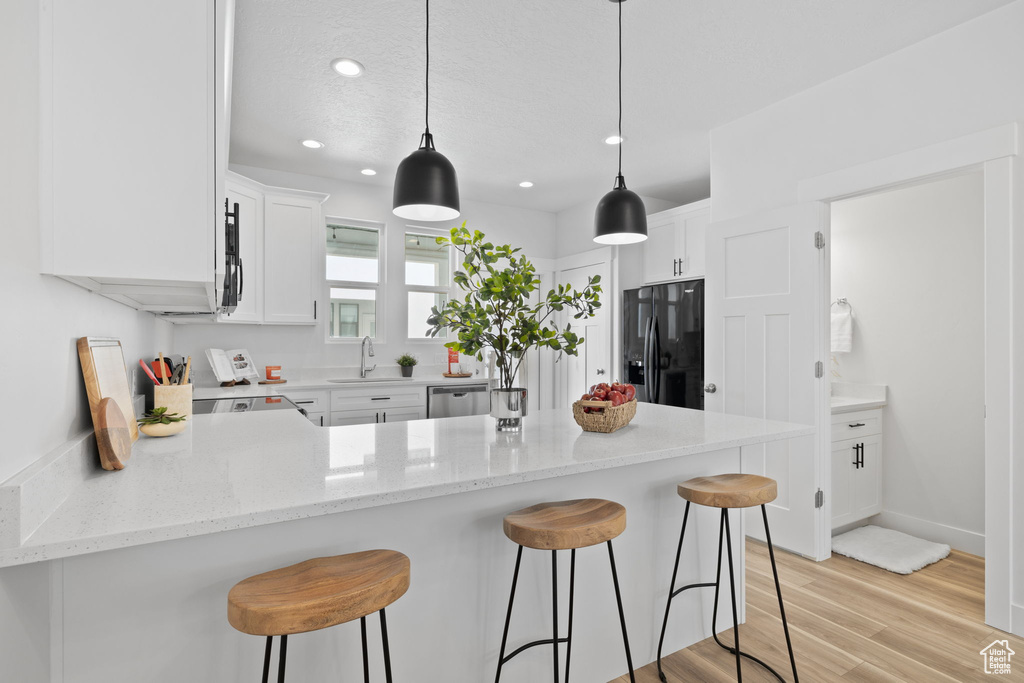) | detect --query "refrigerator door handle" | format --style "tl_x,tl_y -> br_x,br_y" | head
642,317 -> 653,402
651,316 -> 661,404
